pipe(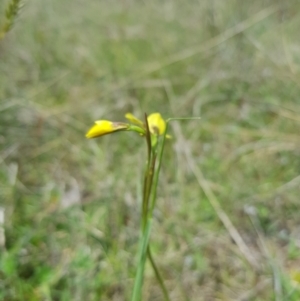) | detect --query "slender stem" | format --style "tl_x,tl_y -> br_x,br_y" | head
145,124 -> 171,301
131,217 -> 153,301
147,246 -> 171,301
149,122 -> 169,214
145,155 -> 156,217
142,114 -> 156,230
132,116 -> 173,301
132,114 -> 157,301
166,117 -> 201,122
144,113 -> 152,164
142,154 -> 156,230
142,164 -> 150,227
